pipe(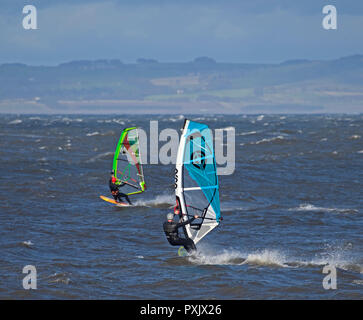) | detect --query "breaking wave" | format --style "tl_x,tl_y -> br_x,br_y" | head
237,131 -> 258,136
187,246 -> 362,273
86,131 -> 100,136
85,151 -> 114,163
134,194 -> 174,208
188,246 -> 288,267
8,119 -> 22,125
289,203 -> 358,214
